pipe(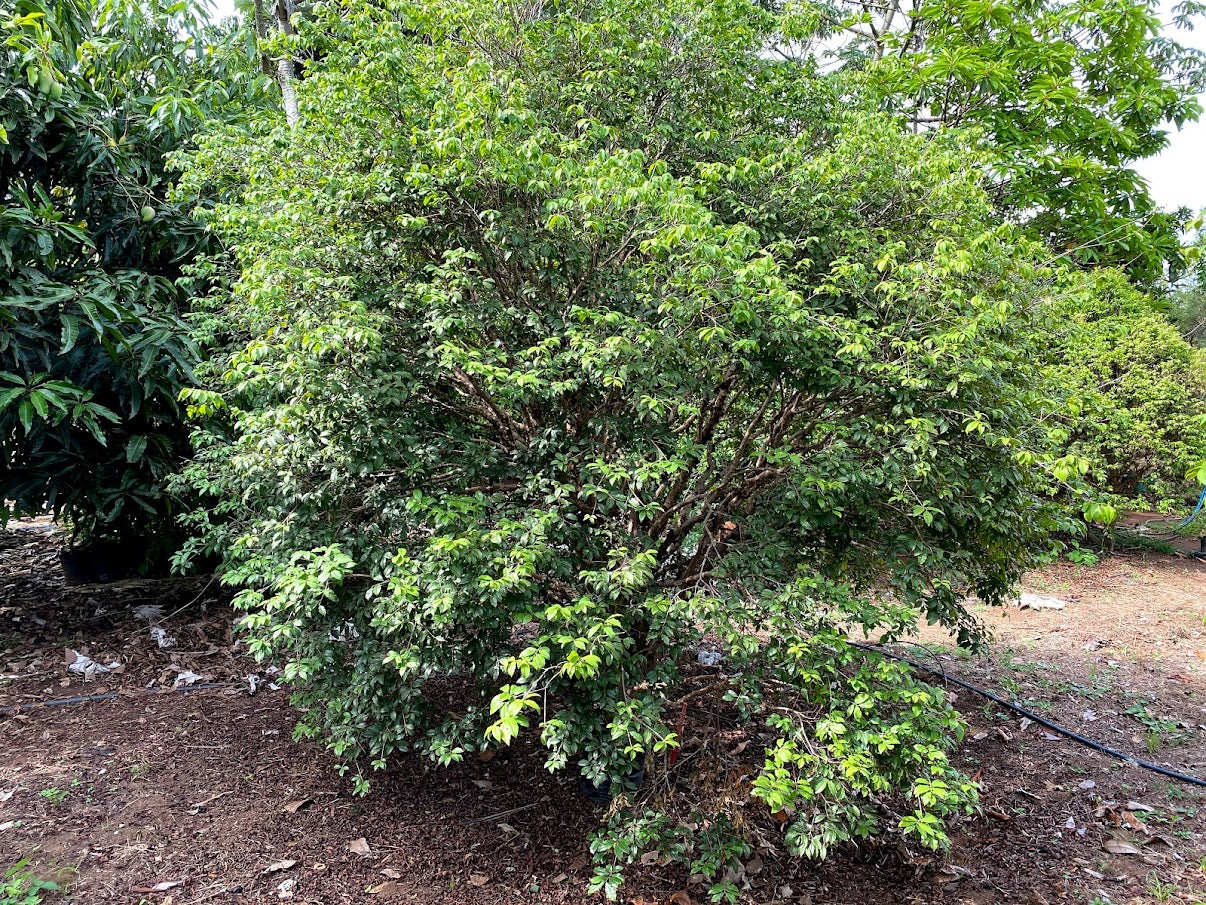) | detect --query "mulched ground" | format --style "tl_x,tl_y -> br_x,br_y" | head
2,526 -> 1204,905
